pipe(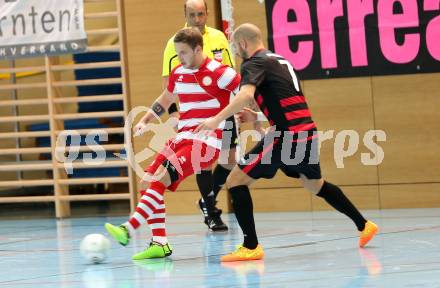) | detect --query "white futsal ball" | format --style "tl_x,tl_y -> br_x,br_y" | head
80,234 -> 111,264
